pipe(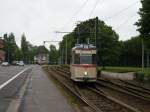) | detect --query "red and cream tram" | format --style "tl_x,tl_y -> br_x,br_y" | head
70,44 -> 97,82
